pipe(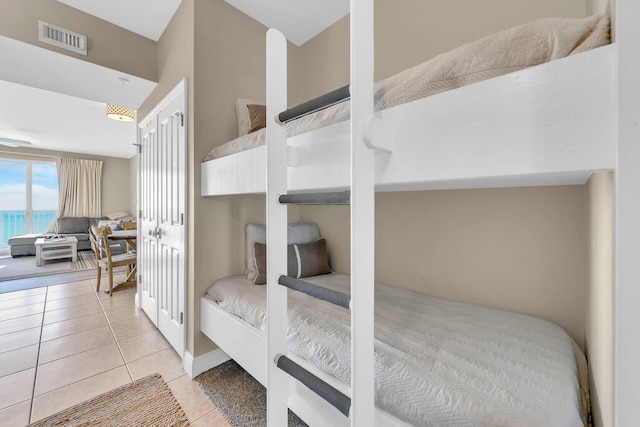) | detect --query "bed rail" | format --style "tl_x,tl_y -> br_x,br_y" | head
277,85 -> 350,124
278,275 -> 351,309
279,190 -> 351,205
275,354 -> 352,417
